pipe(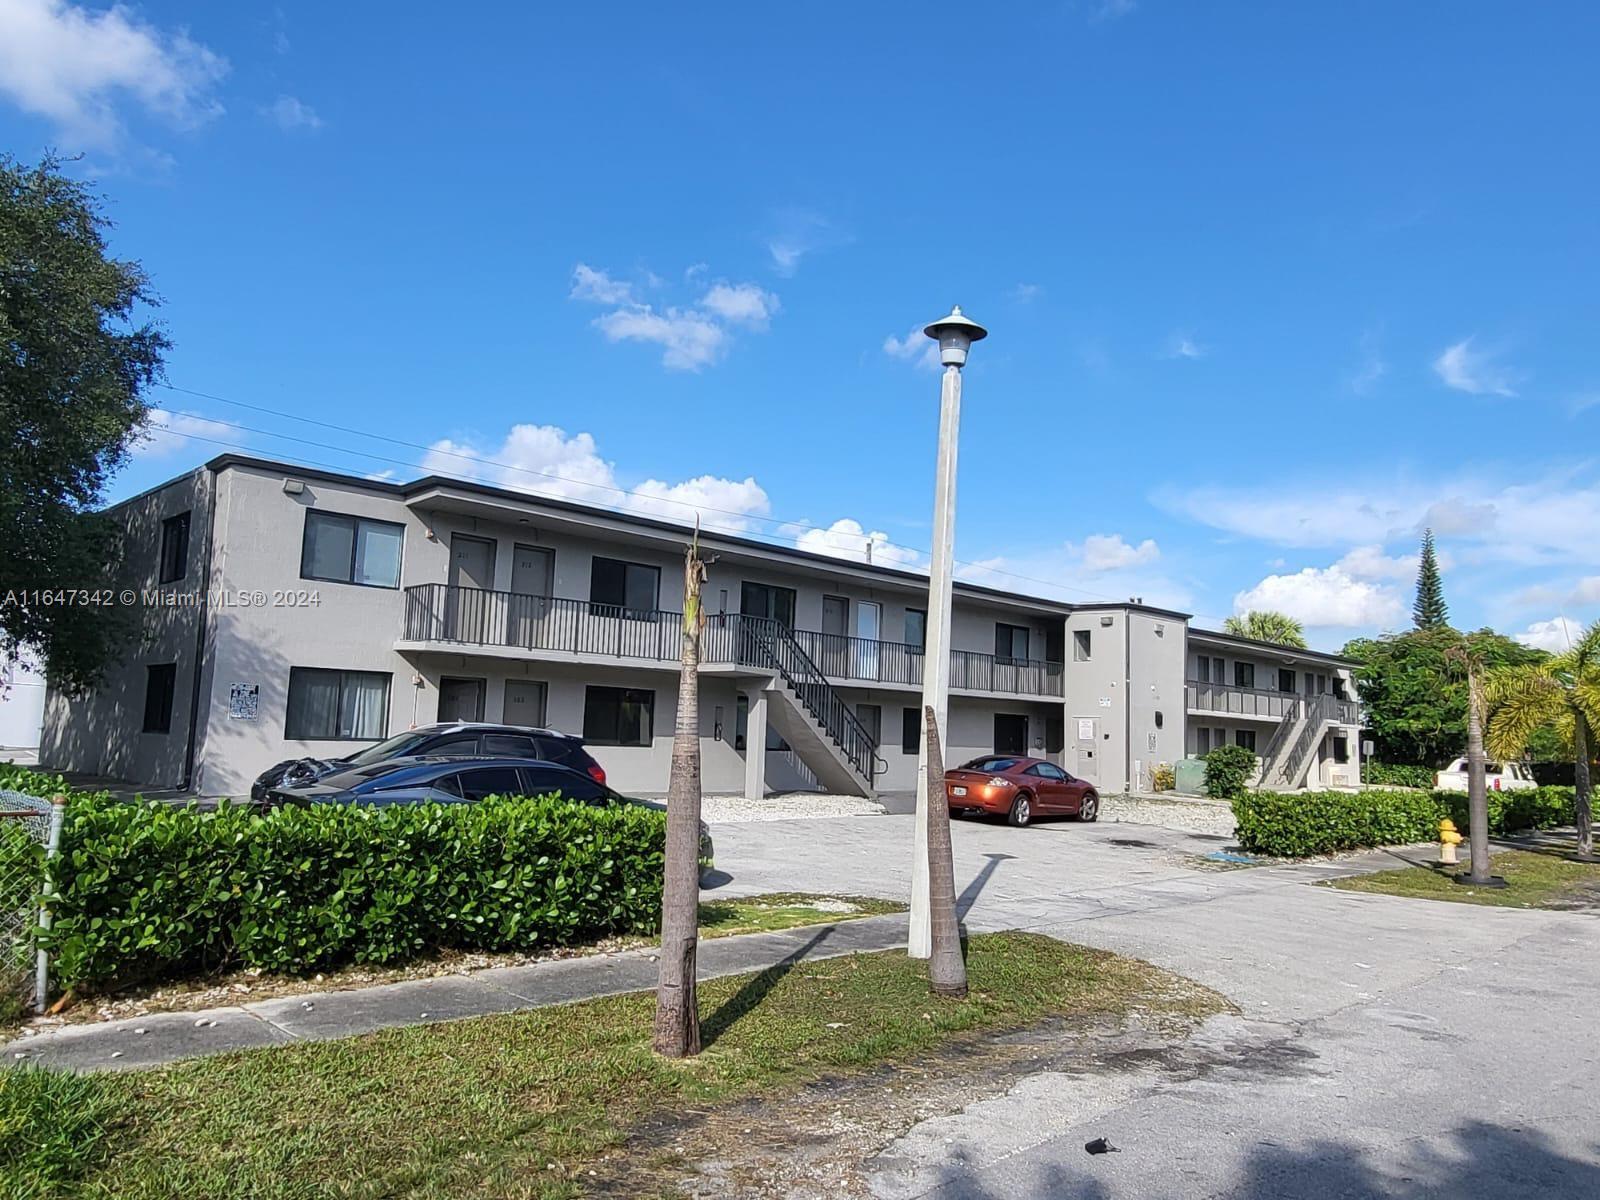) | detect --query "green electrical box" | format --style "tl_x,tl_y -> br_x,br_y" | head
1173,757 -> 1208,796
